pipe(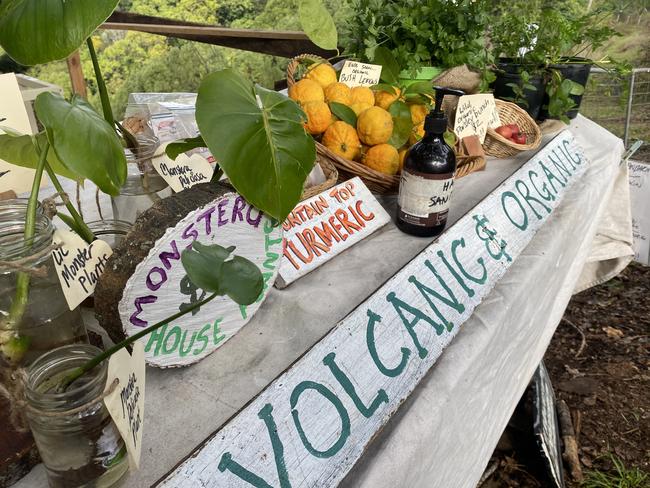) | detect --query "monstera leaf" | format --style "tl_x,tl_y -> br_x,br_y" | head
0,131 -> 83,183
34,93 -> 126,196
181,242 -> 263,305
196,69 -> 315,221
0,0 -> 120,65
